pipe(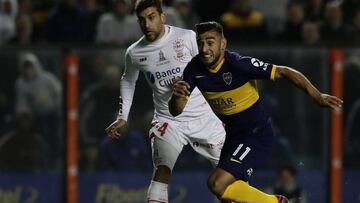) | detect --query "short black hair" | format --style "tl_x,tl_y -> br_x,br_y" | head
134,0 -> 163,14
195,21 -> 224,37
